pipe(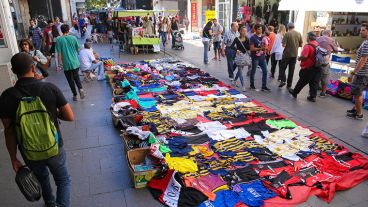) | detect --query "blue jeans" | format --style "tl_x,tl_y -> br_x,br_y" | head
161,32 -> 167,45
250,54 -> 268,88
235,65 -> 246,87
225,48 -> 236,79
203,41 -> 209,64
25,147 -> 71,207
91,61 -> 105,80
33,39 -> 42,51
